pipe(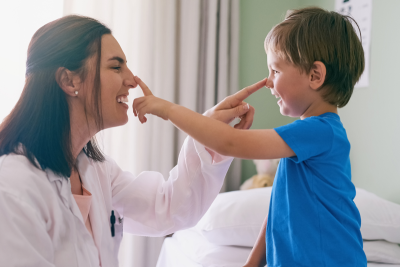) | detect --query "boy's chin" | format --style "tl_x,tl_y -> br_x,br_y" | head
280,108 -> 300,118
279,107 -> 291,117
